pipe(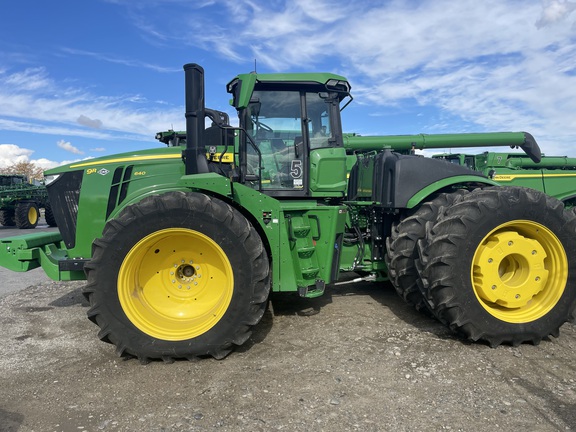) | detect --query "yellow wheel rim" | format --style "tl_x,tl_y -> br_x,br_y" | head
118,228 -> 234,340
471,220 -> 567,323
28,207 -> 38,225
